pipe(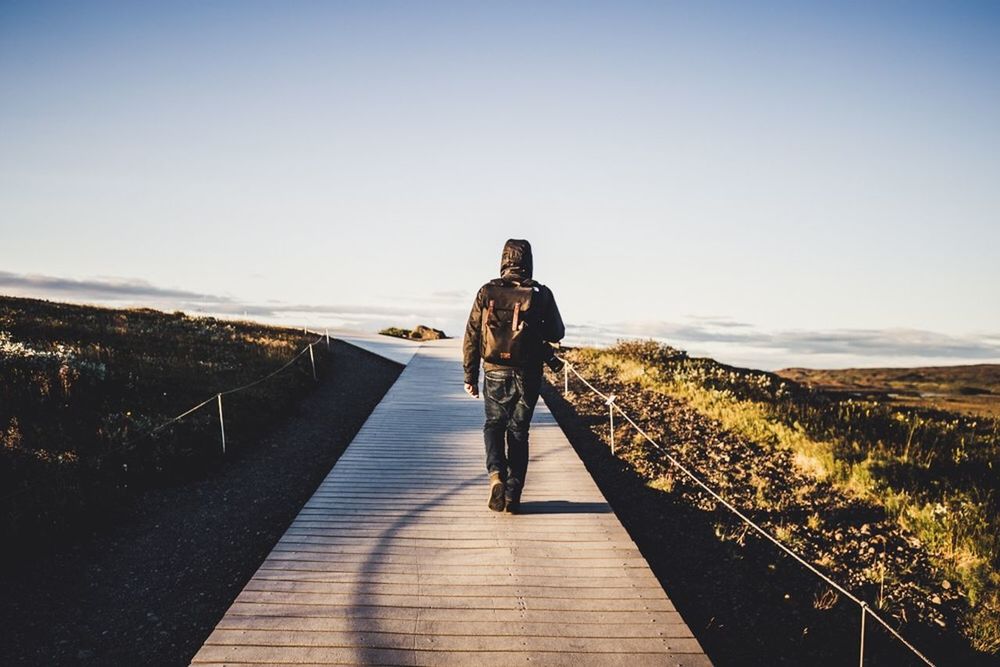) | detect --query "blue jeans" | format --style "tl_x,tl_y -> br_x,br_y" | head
482,366 -> 542,500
